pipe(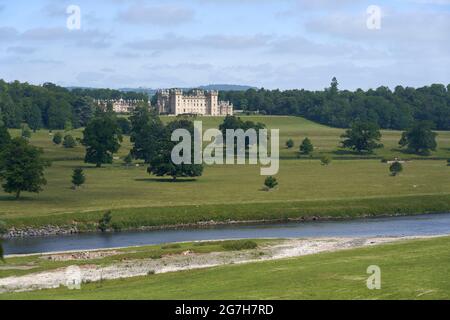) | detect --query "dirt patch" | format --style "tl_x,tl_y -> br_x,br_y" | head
41,250 -> 122,262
